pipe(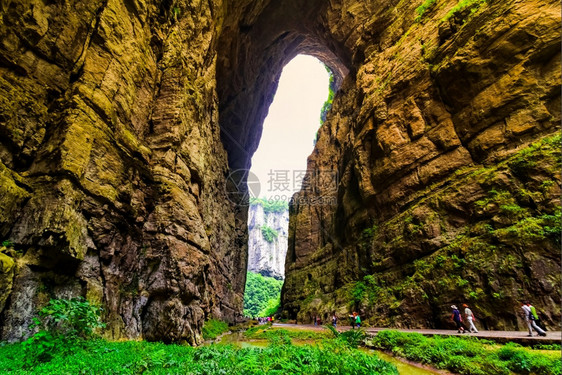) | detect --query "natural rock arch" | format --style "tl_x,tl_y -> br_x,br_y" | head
216,0 -> 351,172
